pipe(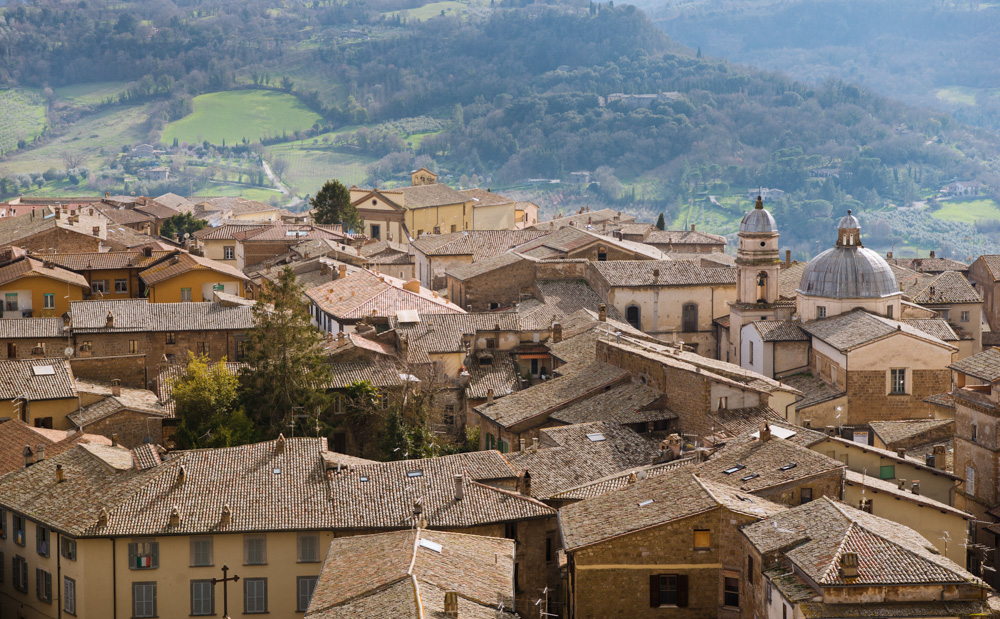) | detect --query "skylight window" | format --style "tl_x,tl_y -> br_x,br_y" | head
359,476 -> 369,482
778,462 -> 798,471
406,470 -> 424,478
418,539 -> 442,553
740,473 -> 760,482
736,495 -> 754,503
637,499 -> 654,507
722,465 -> 746,475
32,365 -> 55,376
586,433 -> 606,442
